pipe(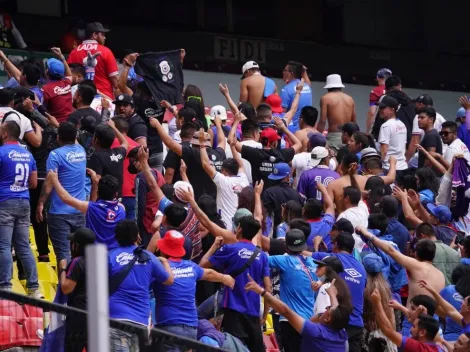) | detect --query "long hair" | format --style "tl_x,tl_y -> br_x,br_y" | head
363,272 -> 394,331
416,167 -> 439,196
238,186 -> 267,234
282,200 -> 302,223
365,176 -> 386,213
324,267 -> 352,310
